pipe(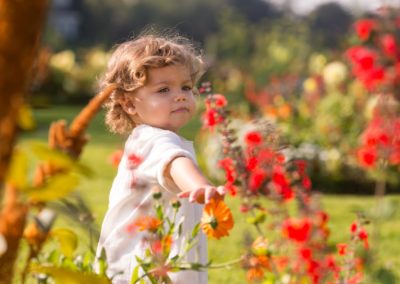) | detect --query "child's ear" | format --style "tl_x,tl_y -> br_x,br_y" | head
119,93 -> 137,116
